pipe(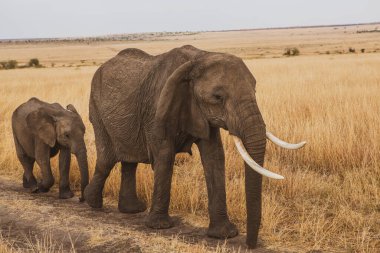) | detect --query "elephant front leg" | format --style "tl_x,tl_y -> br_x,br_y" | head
145,143 -> 174,229
58,148 -> 74,199
118,162 -> 147,213
35,141 -> 54,192
196,128 -> 238,239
